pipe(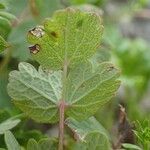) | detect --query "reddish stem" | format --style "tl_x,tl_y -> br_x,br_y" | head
58,100 -> 65,150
